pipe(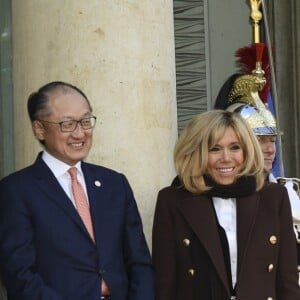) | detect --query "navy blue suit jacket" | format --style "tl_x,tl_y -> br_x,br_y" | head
0,153 -> 154,300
